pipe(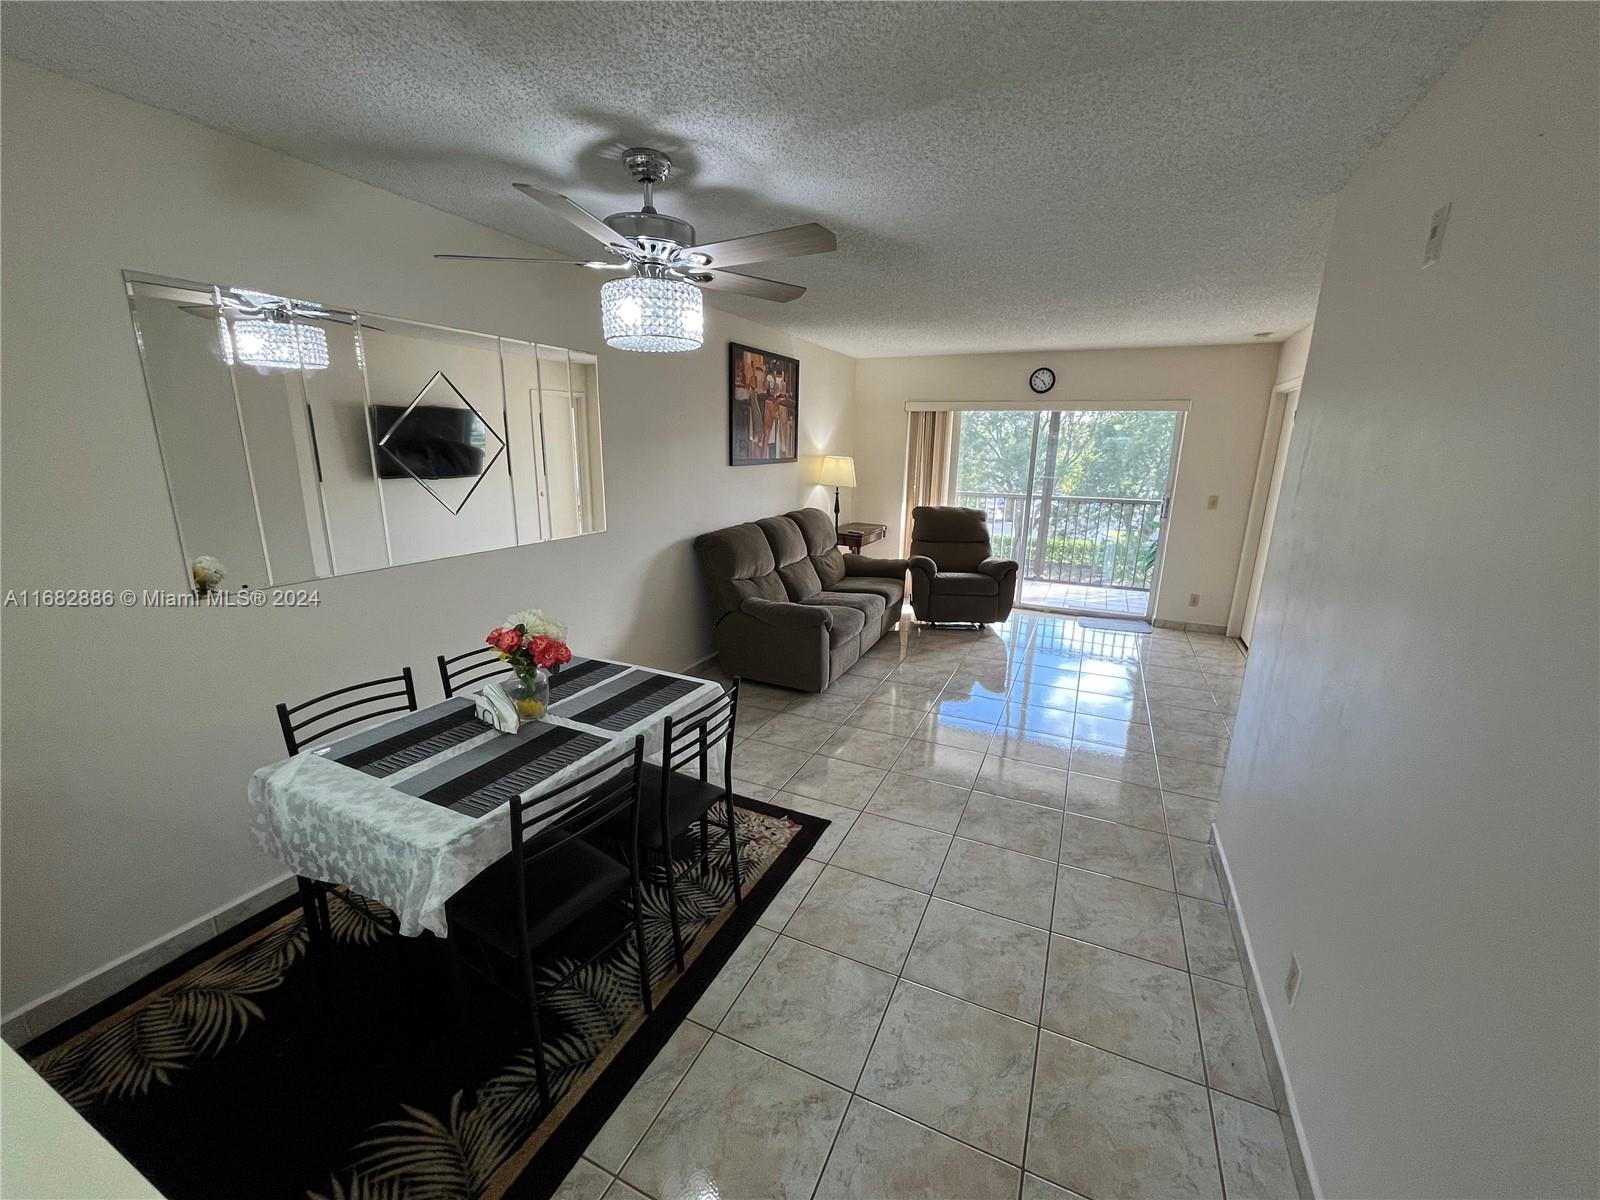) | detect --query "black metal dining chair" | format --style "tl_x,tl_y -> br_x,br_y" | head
437,645 -> 514,698
275,667 -> 419,756
620,681 -> 743,973
444,736 -> 652,1113
274,667 -> 418,949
